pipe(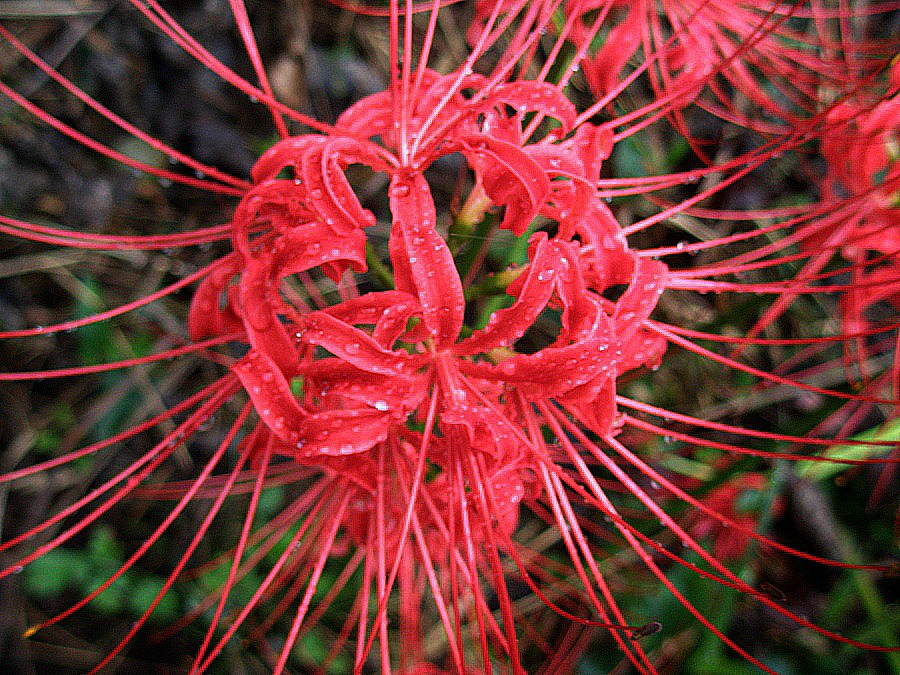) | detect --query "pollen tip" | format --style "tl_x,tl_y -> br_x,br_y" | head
630,621 -> 662,640
759,581 -> 787,602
